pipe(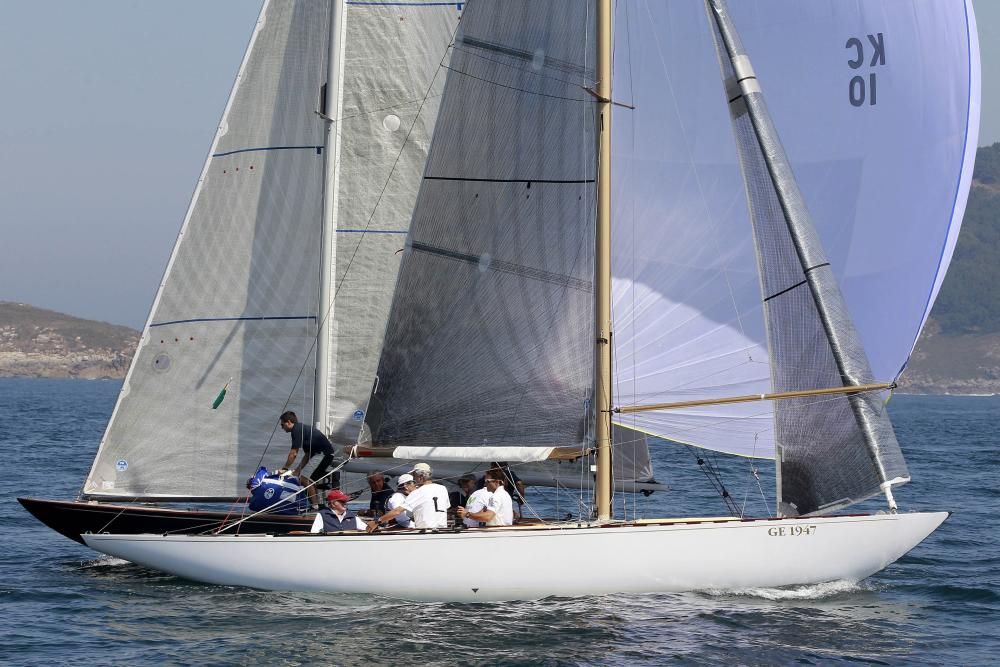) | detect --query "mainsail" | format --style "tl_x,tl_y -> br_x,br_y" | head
85,0 -> 459,499
360,0 -> 656,488
610,0 -> 979,480
365,0 -> 600,450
